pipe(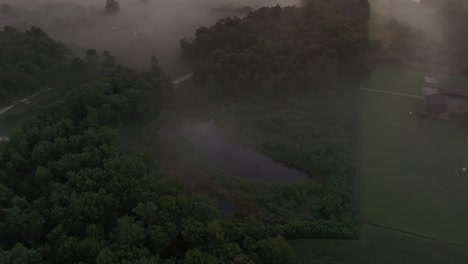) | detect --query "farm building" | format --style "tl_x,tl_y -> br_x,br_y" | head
440,88 -> 468,98
421,87 -> 468,119
422,87 -> 446,116
424,75 -> 437,85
